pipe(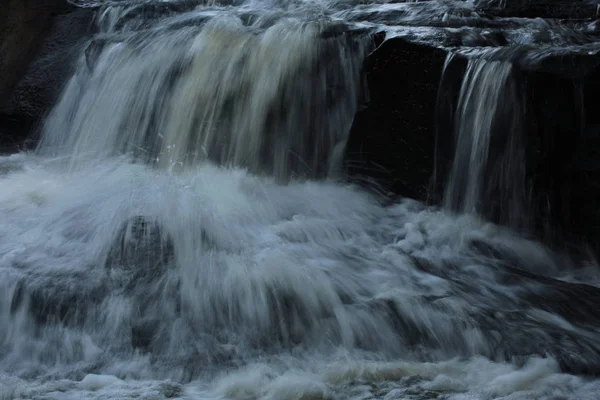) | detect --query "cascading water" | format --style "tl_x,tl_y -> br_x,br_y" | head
444,56 -> 528,231
3,1 -> 600,399
38,7 -> 368,179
